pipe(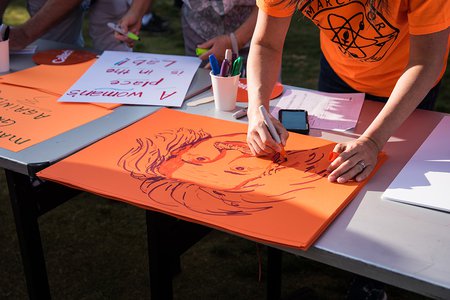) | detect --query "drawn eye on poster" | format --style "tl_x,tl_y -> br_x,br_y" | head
37,108 -> 386,249
58,51 -> 201,107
